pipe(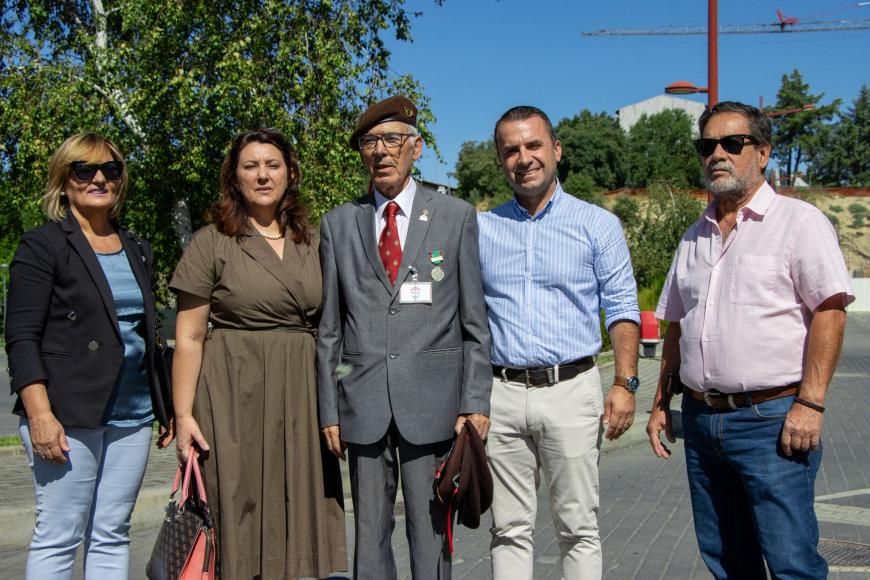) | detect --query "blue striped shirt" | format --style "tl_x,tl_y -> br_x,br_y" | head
477,184 -> 639,367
